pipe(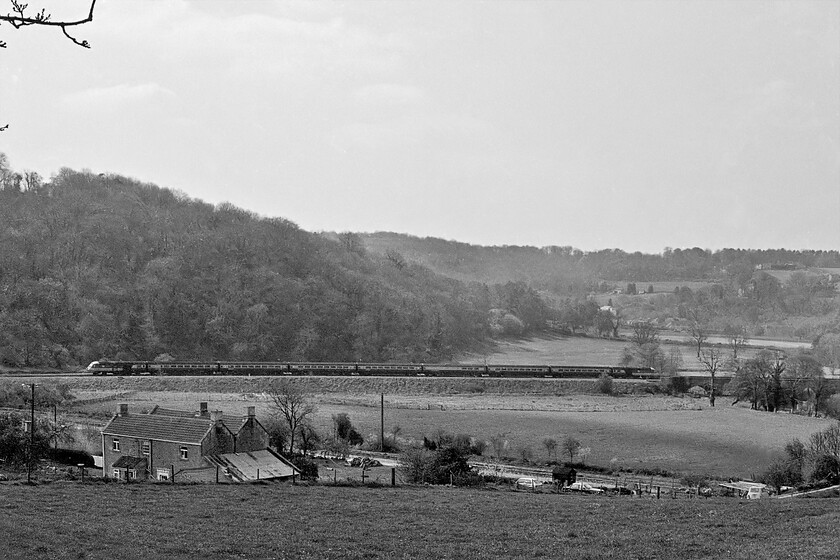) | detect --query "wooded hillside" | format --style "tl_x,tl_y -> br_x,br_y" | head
0,163 -> 552,368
